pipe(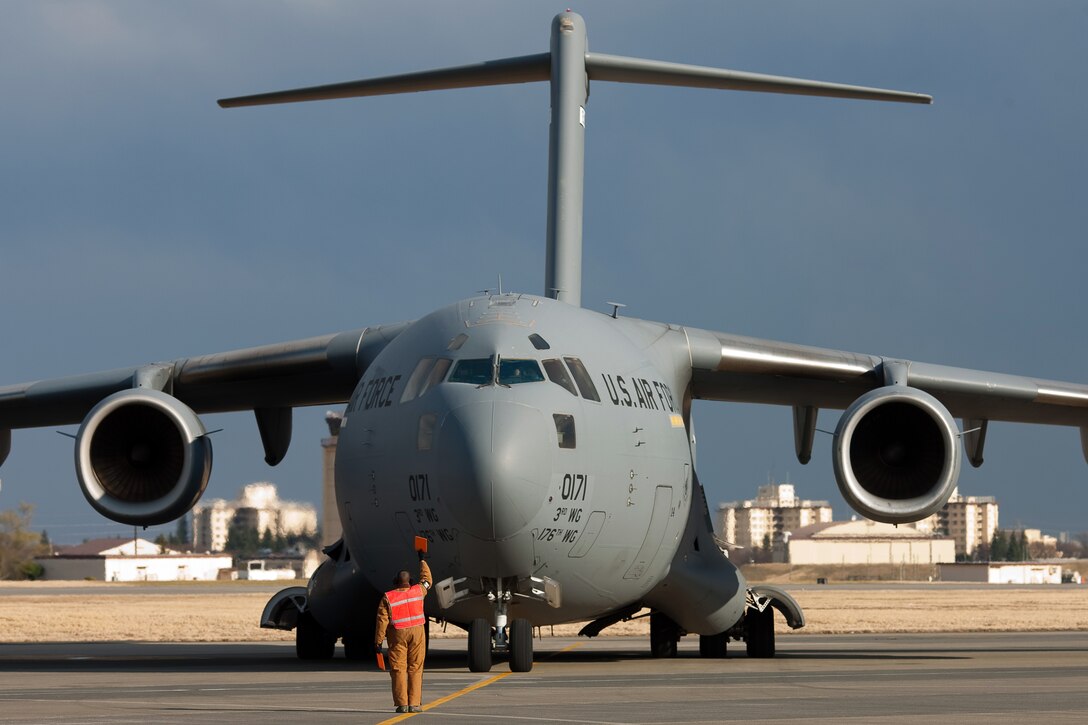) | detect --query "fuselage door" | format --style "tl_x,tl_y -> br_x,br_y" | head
624,485 -> 672,579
